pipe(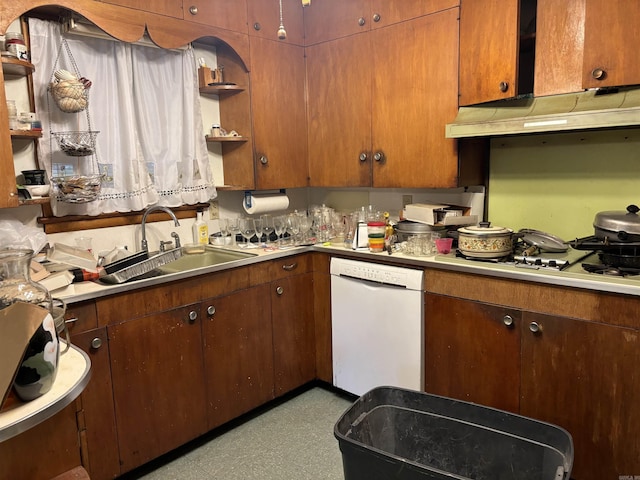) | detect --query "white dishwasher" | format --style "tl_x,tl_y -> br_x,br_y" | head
330,257 -> 424,396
